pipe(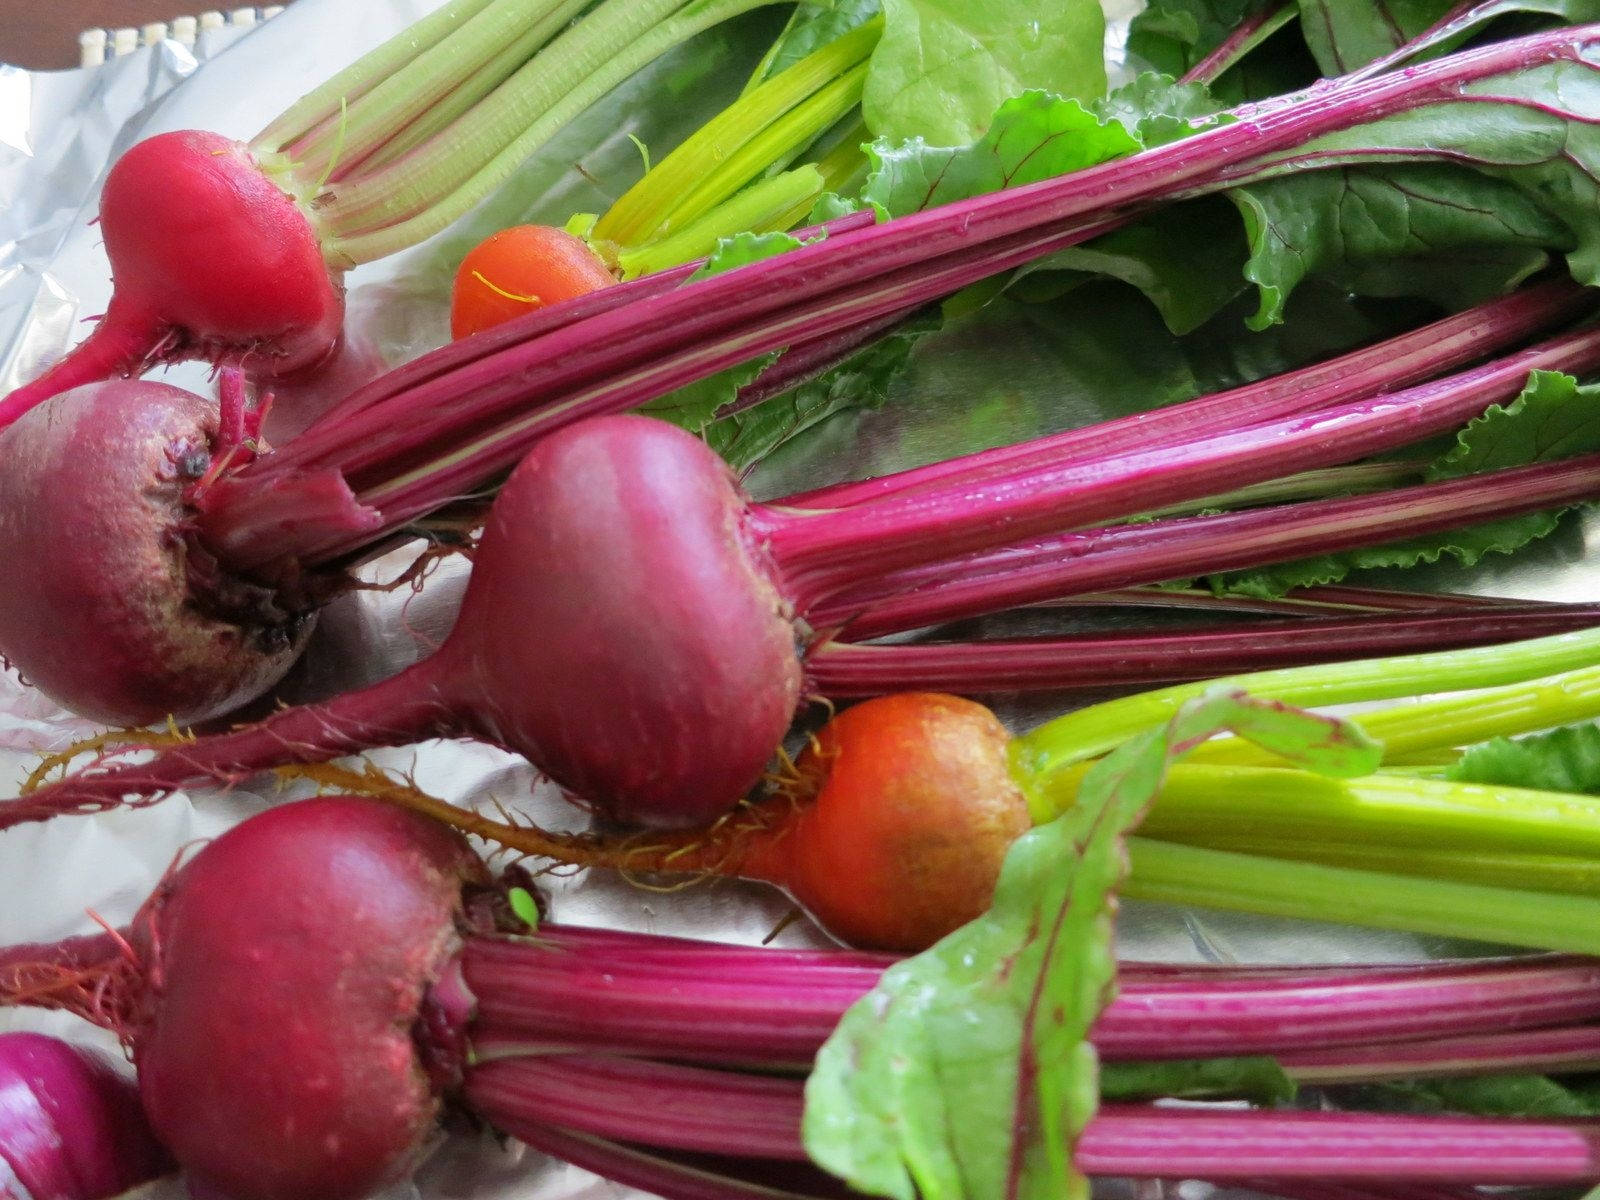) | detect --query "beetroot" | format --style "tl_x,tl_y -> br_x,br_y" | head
0,379 -> 313,726
129,797 -> 483,1200
11,407 -> 1600,835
